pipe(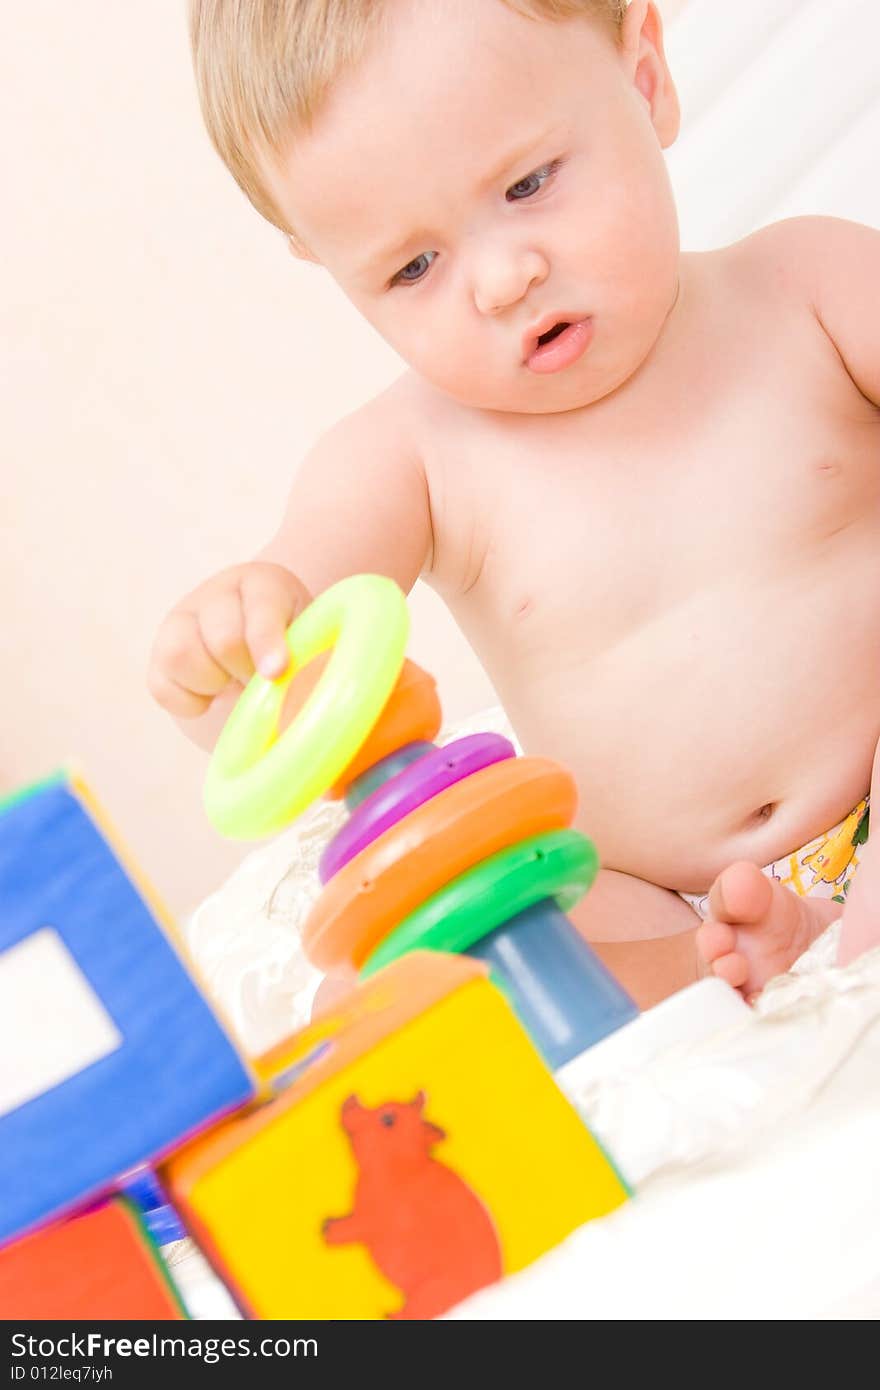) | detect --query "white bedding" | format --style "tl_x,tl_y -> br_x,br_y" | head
450,940 -> 880,1320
